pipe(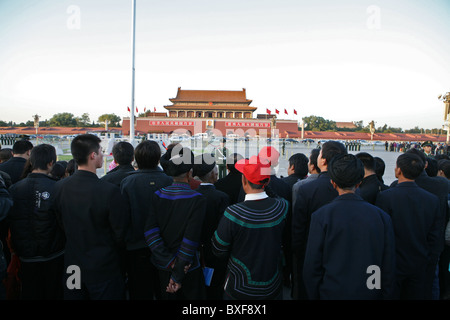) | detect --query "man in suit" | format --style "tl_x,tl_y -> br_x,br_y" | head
214,153 -> 243,205
291,140 -> 347,299
193,154 -> 229,300
355,152 -> 384,205
304,154 -> 395,299
0,139 -> 33,184
100,141 -> 135,187
282,152 -> 309,190
376,152 -> 441,299
53,134 -> 130,300
390,148 -> 449,299
120,140 -> 173,300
